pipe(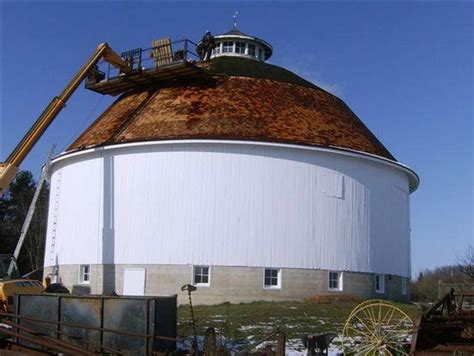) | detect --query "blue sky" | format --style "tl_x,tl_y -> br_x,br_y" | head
1,2 -> 472,278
